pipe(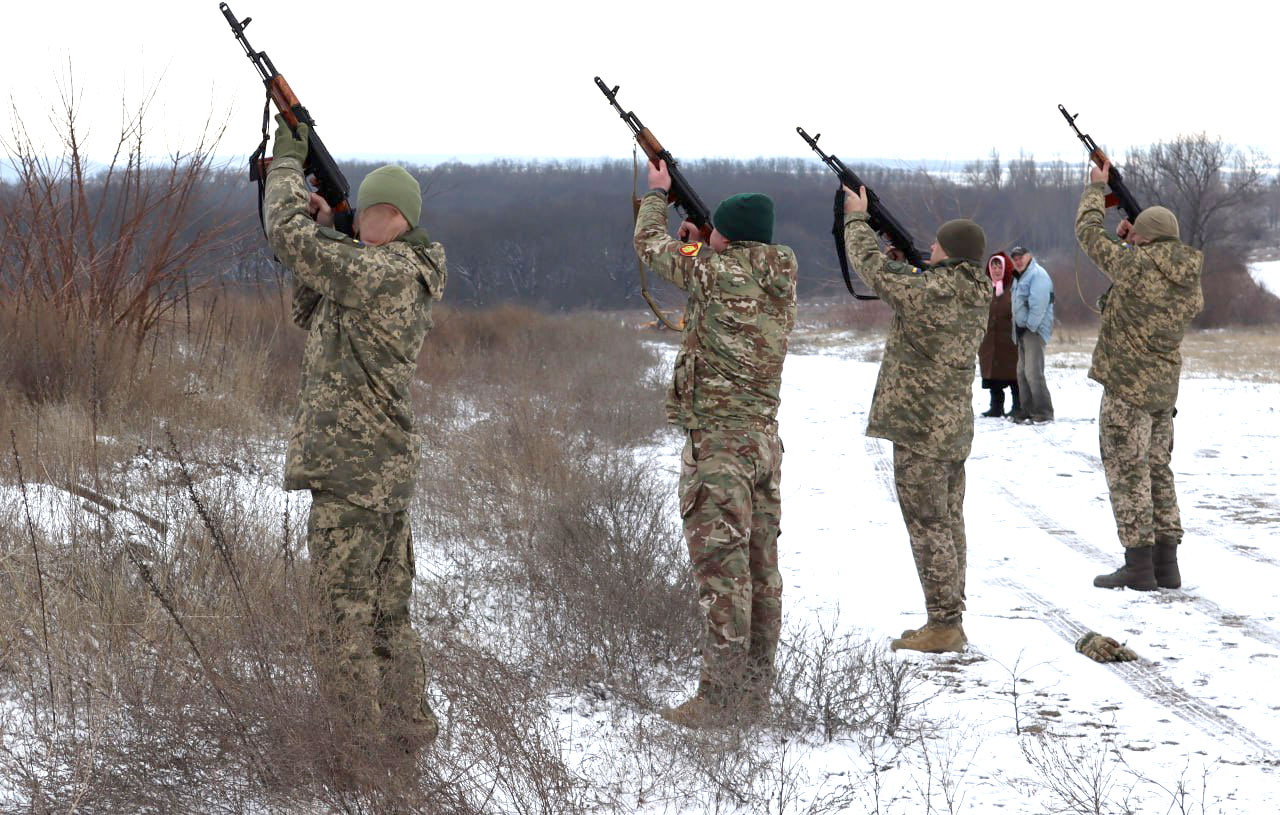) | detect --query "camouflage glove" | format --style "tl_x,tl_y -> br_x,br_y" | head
1075,631 -> 1137,663
271,114 -> 309,164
